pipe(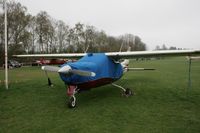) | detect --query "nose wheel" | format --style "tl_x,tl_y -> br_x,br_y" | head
67,85 -> 78,108
68,96 -> 76,108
